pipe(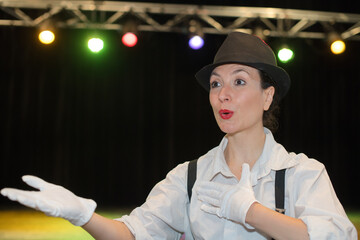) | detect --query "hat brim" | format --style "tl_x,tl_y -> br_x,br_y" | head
195,62 -> 290,99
